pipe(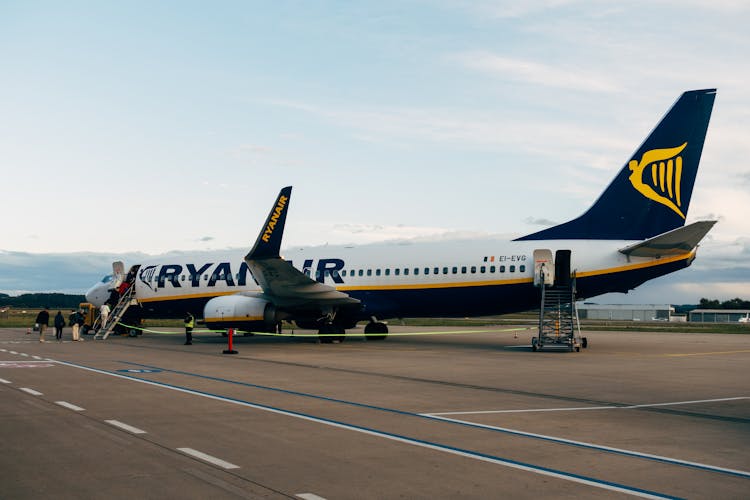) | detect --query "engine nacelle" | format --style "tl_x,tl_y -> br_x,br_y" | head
203,295 -> 280,332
